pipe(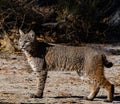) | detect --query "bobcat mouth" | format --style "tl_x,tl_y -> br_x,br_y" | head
21,47 -> 25,50
21,43 -> 31,50
21,46 -> 27,50
21,45 -> 25,50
